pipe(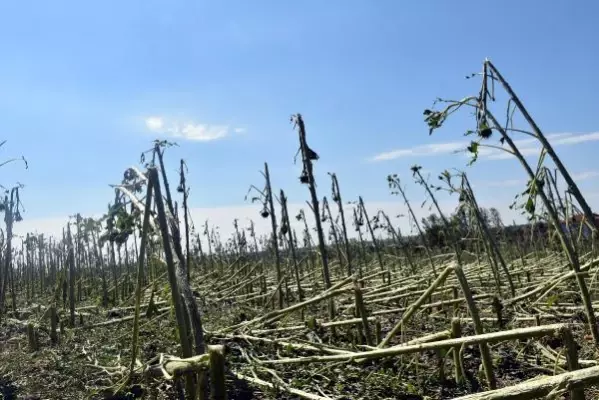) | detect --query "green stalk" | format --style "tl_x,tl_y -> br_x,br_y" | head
128,173 -> 154,377
487,60 -> 598,234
